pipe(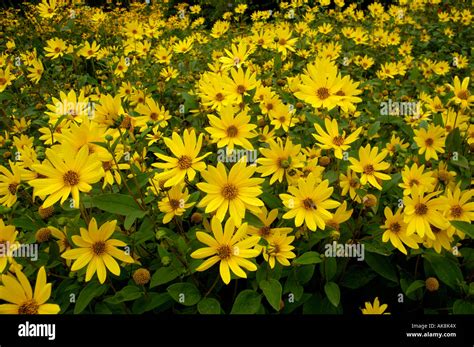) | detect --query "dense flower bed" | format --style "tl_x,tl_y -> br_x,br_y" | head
0,0 -> 473,315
